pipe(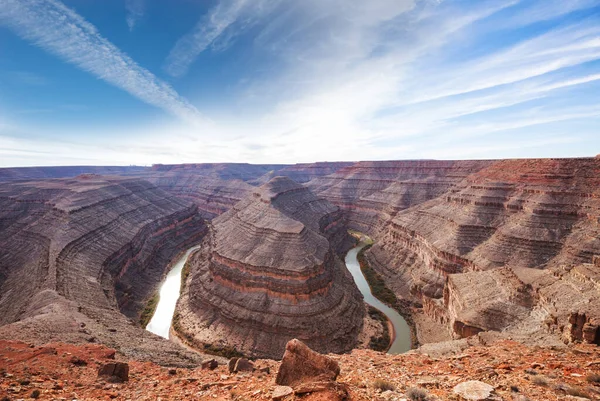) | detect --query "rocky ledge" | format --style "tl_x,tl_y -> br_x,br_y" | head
1,337 -> 599,401
174,176 -> 365,359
